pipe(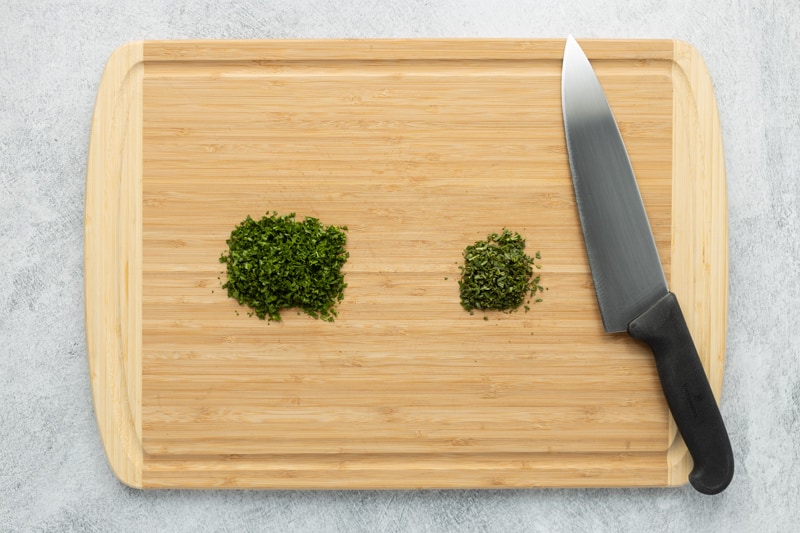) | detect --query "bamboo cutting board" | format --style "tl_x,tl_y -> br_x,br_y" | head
85,39 -> 727,489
